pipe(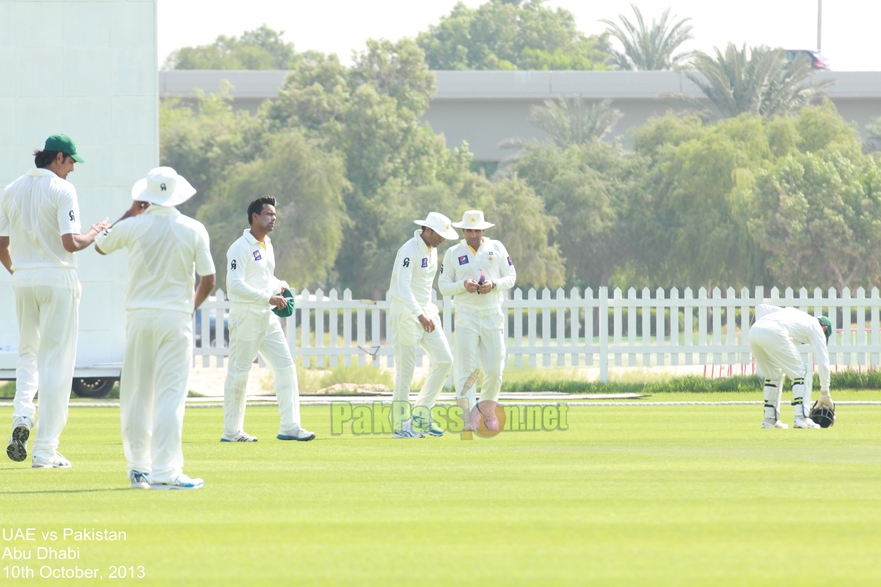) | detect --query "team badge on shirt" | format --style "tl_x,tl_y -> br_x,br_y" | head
507,256 -> 513,266
458,255 -> 469,265
421,257 -> 428,268
253,250 -> 263,261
